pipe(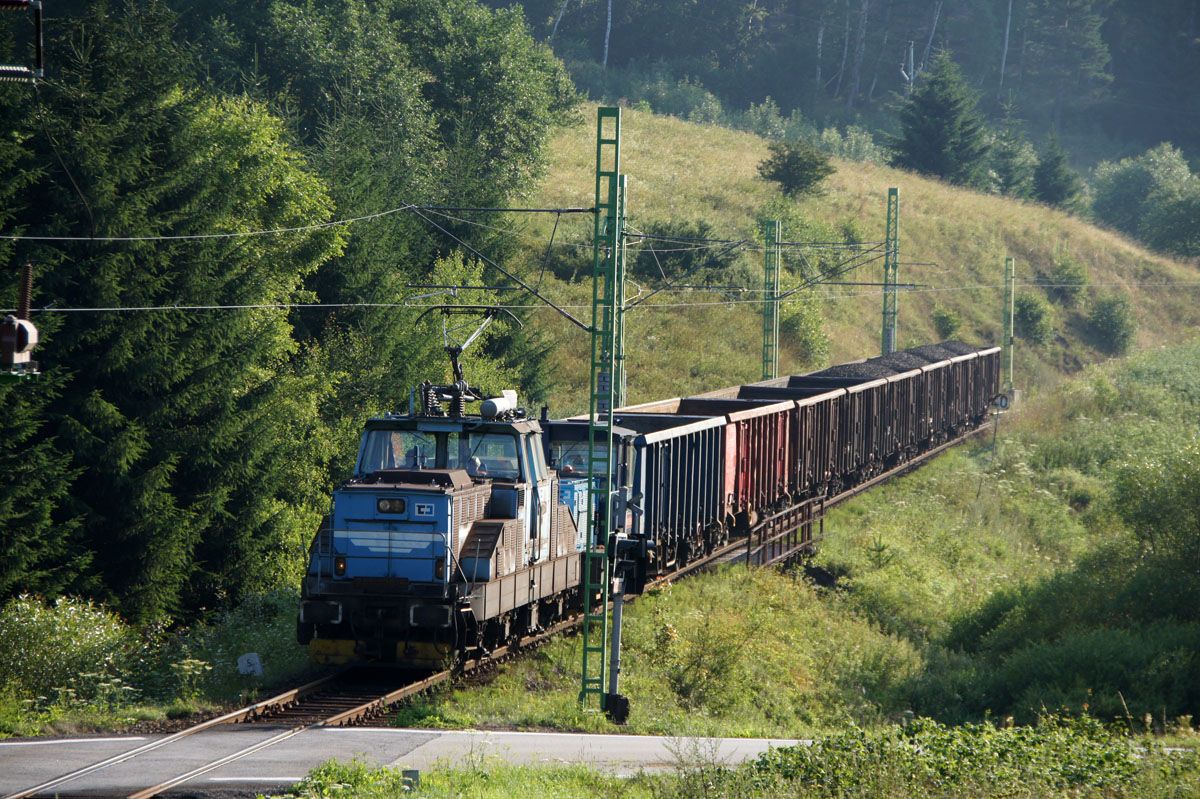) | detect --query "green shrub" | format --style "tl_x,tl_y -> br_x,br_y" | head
1088,293 -> 1136,354
745,96 -> 786,140
1112,441 -> 1200,561
931,305 -> 962,339
0,596 -> 135,703
1014,292 -> 1053,345
1033,136 -> 1084,209
1043,467 -> 1106,511
1139,183 -> 1200,257
752,716 -> 1146,794
1092,143 -> 1194,238
631,219 -> 741,282
780,291 -> 830,369
757,139 -> 835,197
180,589 -> 311,701
817,125 -> 888,165
1046,256 -> 1089,307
